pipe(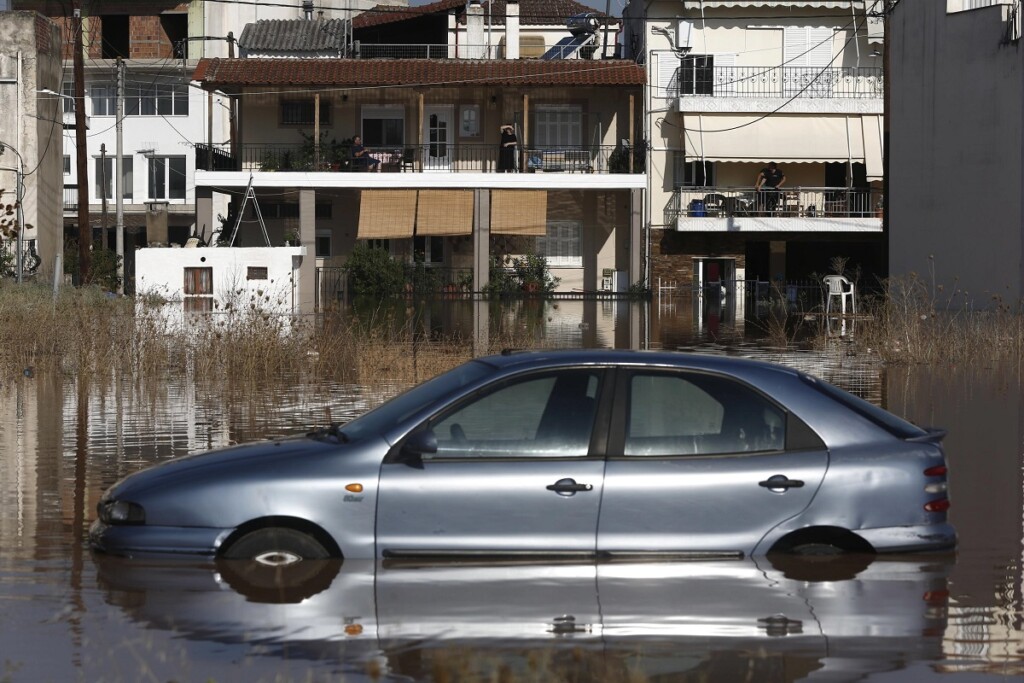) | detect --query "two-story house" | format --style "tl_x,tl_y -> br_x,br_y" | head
182,0 -> 643,316
623,0 -> 885,310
